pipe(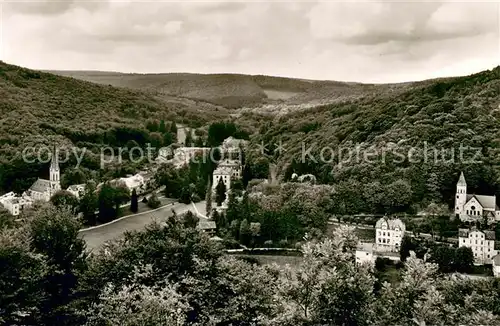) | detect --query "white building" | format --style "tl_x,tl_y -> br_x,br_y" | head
66,184 -> 86,199
492,254 -> 500,277
26,151 -> 61,202
218,159 -> 241,178
158,147 -> 210,168
375,217 -> 406,253
212,167 -> 232,191
0,192 -> 33,216
454,172 -> 500,223
458,228 -> 497,265
115,174 -> 146,195
355,242 -> 375,265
